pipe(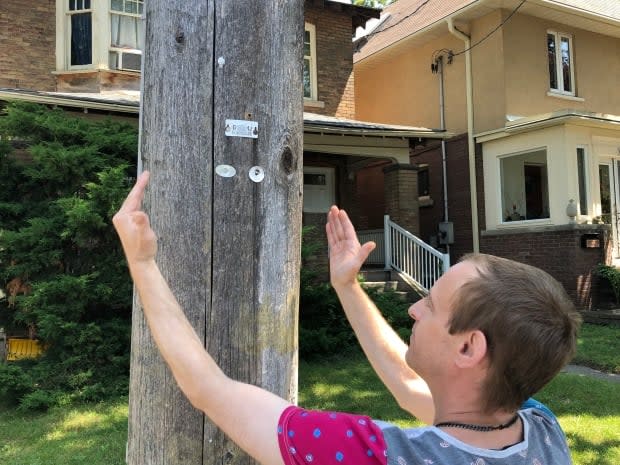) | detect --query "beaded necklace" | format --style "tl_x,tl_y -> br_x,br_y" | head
434,413 -> 520,432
